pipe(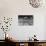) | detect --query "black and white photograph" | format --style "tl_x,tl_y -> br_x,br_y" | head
18,15 -> 33,25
